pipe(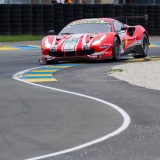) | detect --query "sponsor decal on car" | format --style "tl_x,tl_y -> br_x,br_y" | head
65,39 -> 79,44
120,41 -> 124,53
63,39 -> 80,51
70,20 -> 110,25
128,40 -> 142,48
